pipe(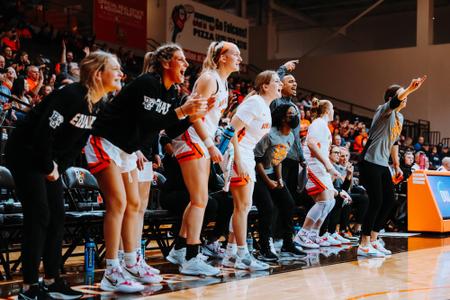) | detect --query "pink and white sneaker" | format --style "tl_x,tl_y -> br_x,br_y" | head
100,267 -> 145,293
294,233 -> 320,249
123,262 -> 163,284
311,235 -> 331,247
321,233 -> 342,246
137,253 -> 161,275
